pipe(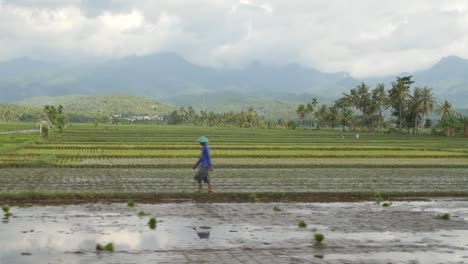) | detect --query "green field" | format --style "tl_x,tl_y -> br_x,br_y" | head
0,124 -> 467,201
